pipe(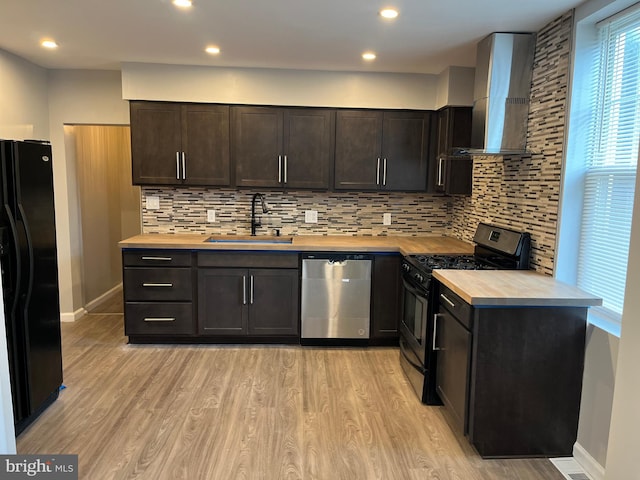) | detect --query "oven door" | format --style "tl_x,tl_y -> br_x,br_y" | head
399,276 -> 429,365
